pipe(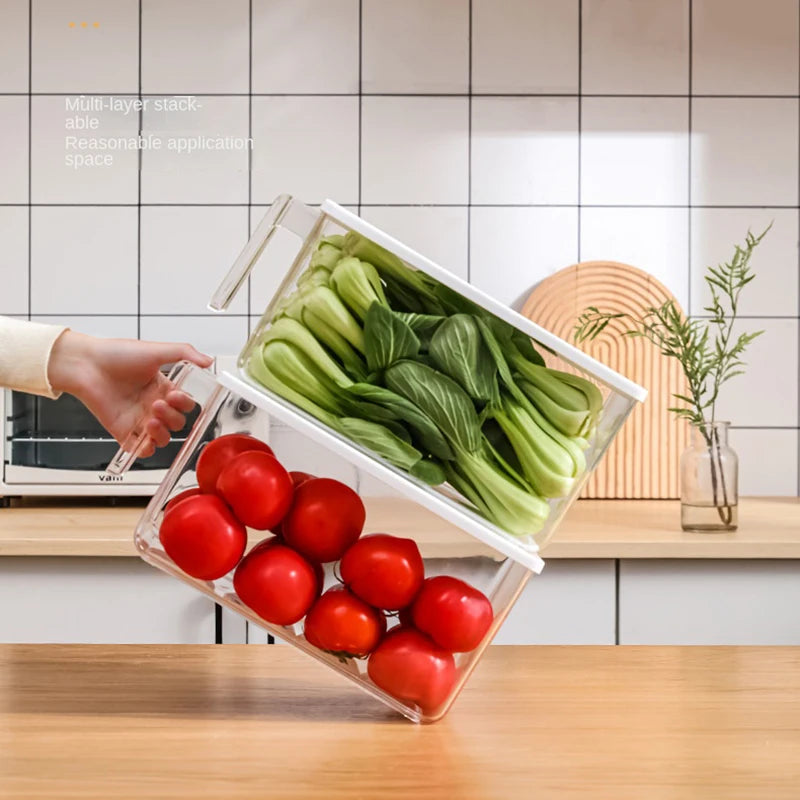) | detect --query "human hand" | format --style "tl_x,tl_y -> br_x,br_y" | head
48,330 -> 213,458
